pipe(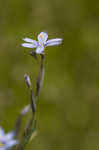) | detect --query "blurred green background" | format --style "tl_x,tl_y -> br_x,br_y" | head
0,0 -> 99,150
